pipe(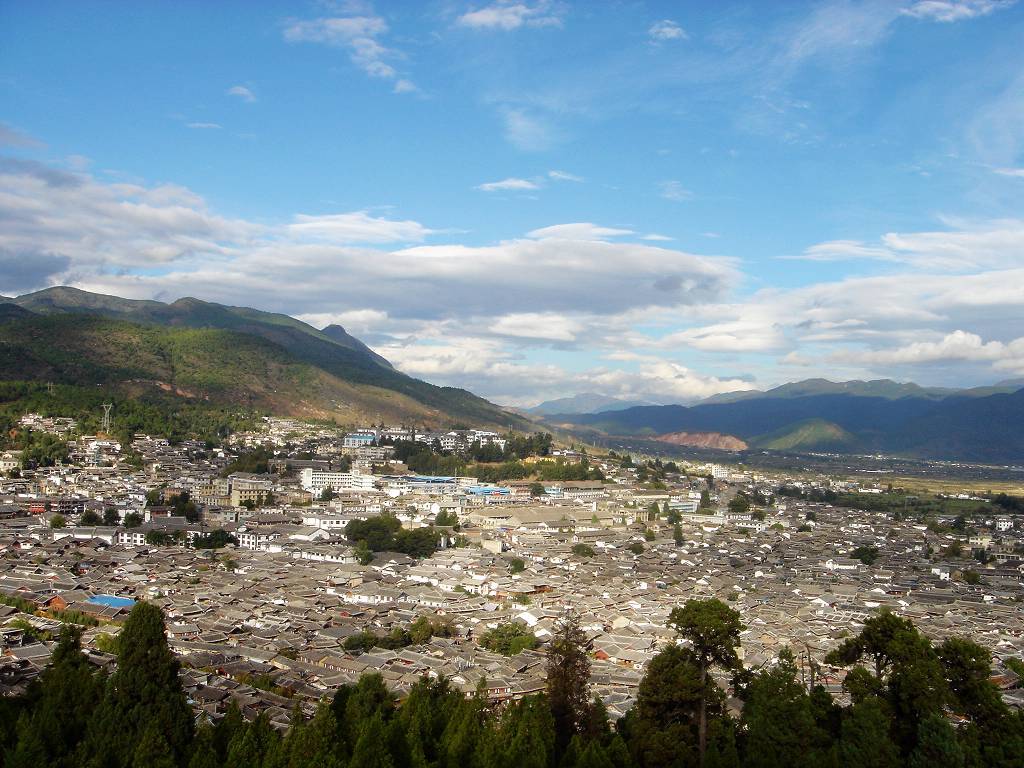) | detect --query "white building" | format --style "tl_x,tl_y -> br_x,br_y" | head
300,468 -> 376,494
